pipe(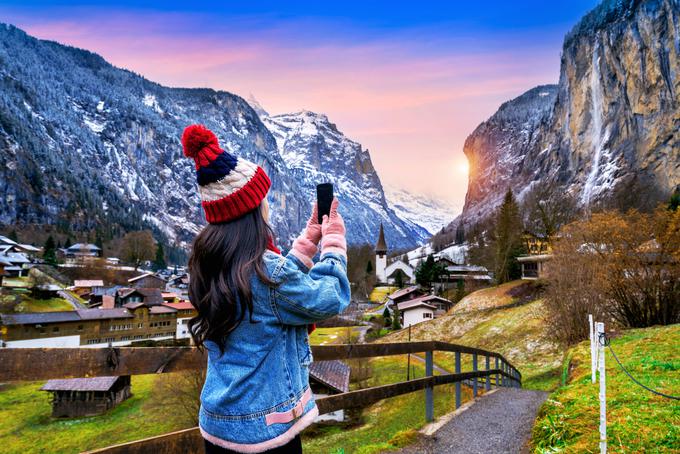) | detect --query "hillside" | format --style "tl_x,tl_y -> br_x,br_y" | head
532,324 -> 679,452
379,281 -> 564,391
0,24 -> 425,249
